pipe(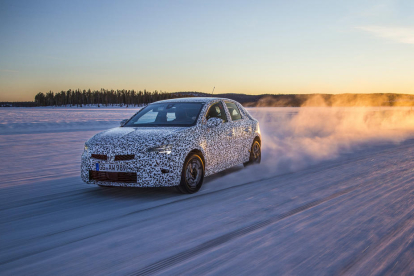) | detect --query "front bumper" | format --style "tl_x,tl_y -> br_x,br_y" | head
81,151 -> 182,187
